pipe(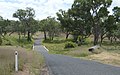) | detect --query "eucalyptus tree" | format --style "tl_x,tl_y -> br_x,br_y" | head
69,0 -> 92,42
47,17 -> 61,40
0,16 -> 4,36
0,16 -> 10,36
0,16 -> 3,45
70,0 -> 112,45
90,0 -> 112,45
29,18 -> 39,36
56,9 -> 74,39
13,7 -> 37,41
112,6 -> 120,41
113,6 -> 120,22
39,19 -> 49,40
0,16 -> 10,44
39,17 -> 61,40
13,8 -> 26,35
100,15 -> 117,43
